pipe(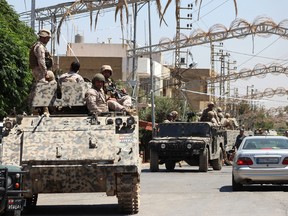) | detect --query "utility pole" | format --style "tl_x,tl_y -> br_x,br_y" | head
31,0 -> 36,31
175,3 -> 193,69
148,0 -> 156,137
